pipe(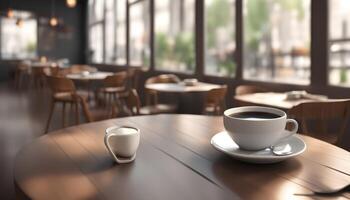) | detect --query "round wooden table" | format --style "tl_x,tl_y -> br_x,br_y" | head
145,82 -> 222,93
145,82 -> 222,114
14,115 -> 350,200
66,71 -> 114,81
